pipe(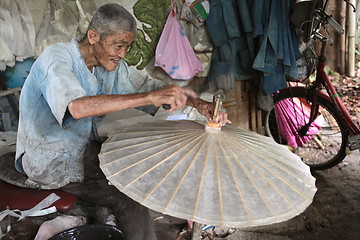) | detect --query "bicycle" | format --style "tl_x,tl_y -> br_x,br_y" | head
264,0 -> 360,170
